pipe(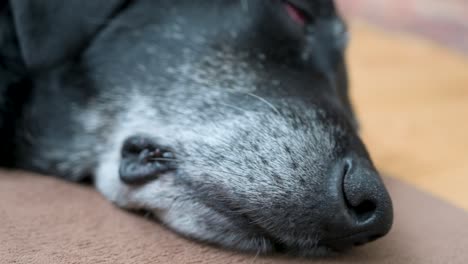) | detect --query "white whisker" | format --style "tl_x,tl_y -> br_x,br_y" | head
246,92 -> 281,115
